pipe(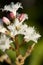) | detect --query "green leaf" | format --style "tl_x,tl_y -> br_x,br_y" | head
6,49 -> 16,62
17,34 -> 24,45
10,42 -> 15,49
27,41 -> 34,46
19,44 -> 28,56
19,40 -> 34,56
0,50 -> 4,56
